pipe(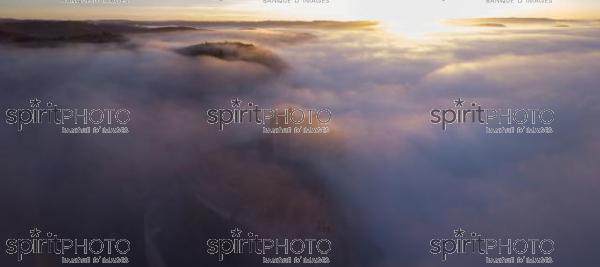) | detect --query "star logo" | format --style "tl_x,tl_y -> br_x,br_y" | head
231,228 -> 242,238
29,98 -> 41,108
29,228 -> 41,238
454,98 -> 465,107
454,228 -> 466,238
231,98 -> 242,108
